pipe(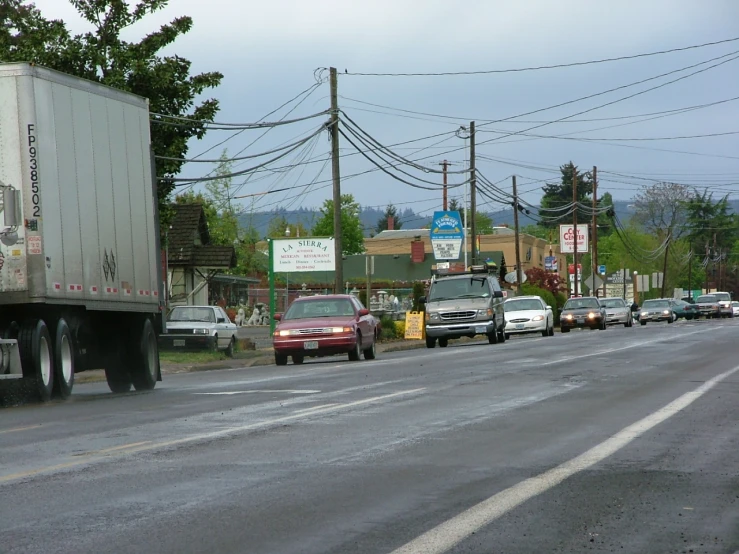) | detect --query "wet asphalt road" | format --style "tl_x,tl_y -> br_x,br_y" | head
1,319 -> 738,554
